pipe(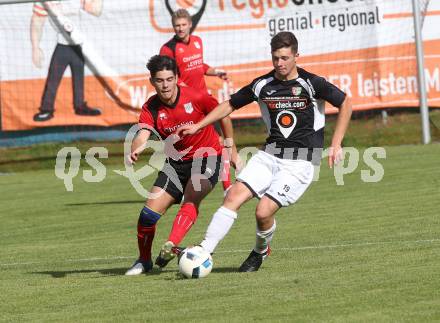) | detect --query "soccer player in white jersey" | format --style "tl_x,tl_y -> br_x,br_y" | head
177,32 -> 352,272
